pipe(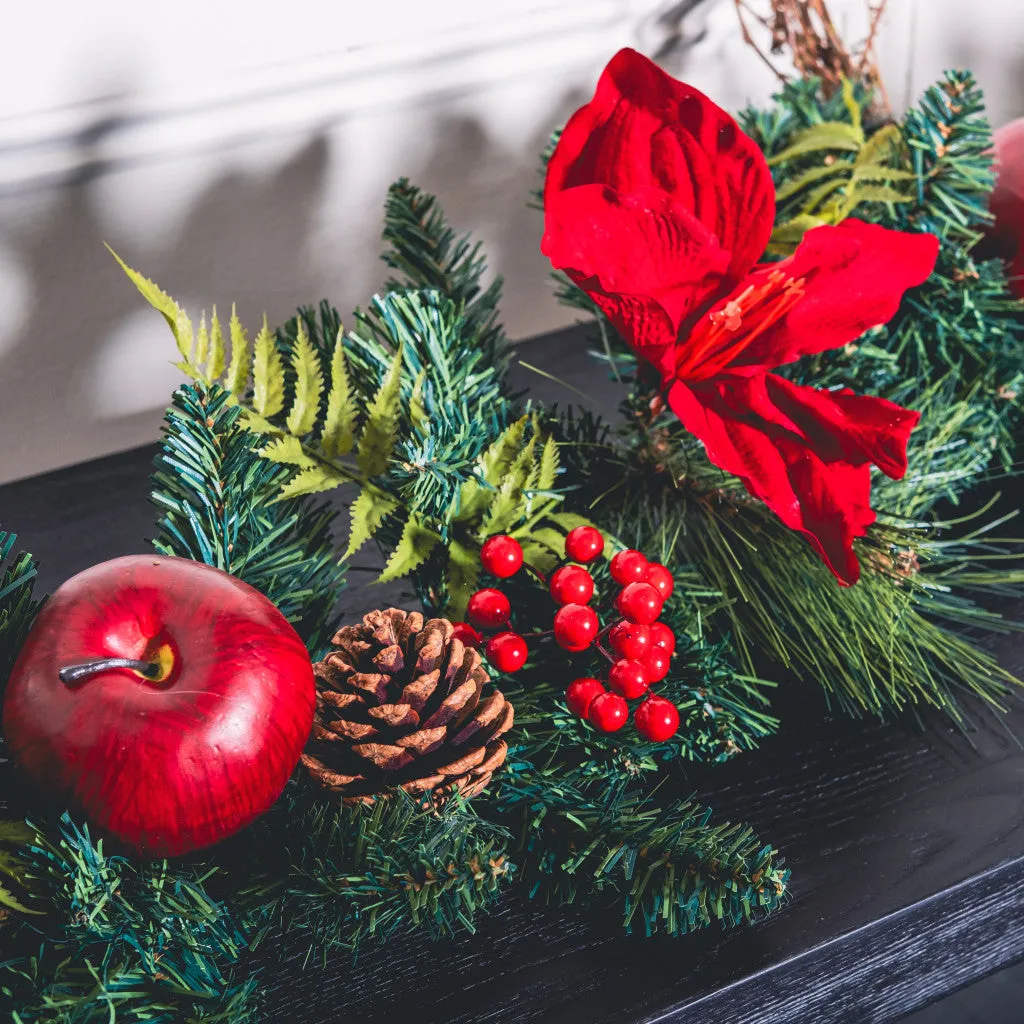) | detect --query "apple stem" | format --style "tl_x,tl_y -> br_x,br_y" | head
59,658 -> 163,685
